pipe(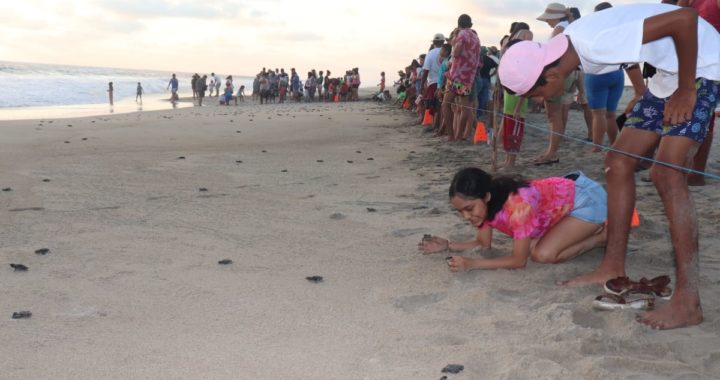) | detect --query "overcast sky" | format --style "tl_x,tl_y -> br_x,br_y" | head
1,0 -> 654,81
